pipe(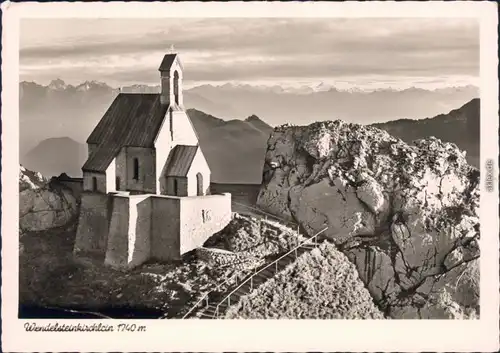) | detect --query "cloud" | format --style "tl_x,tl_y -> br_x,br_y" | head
20,18 -> 479,87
